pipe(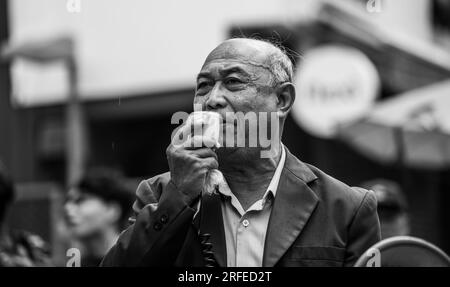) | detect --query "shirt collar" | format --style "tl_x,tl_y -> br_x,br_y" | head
218,145 -> 286,200
264,144 -> 286,199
